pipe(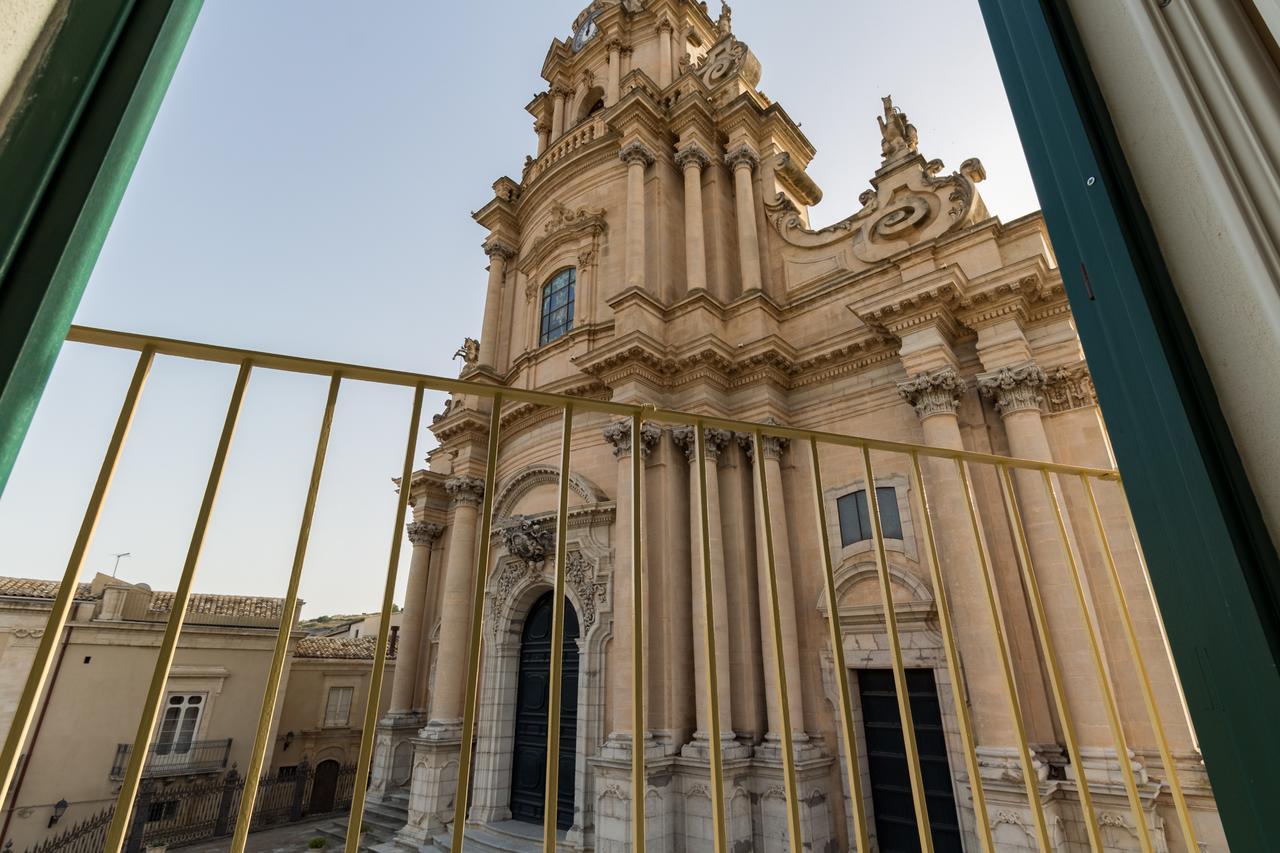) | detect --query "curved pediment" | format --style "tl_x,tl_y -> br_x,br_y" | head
492,464 -> 608,519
